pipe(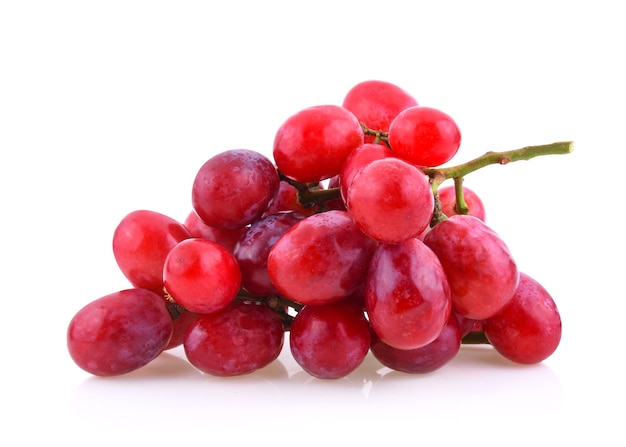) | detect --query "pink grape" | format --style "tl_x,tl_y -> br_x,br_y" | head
163,238 -> 242,314
346,157 -> 434,244
184,301 -> 284,376
388,106 -> 461,167
192,149 -> 279,230
366,238 -> 451,350
438,185 -> 486,221
112,210 -> 192,294
423,215 -> 519,320
267,210 -> 378,305
339,142 -> 394,203
183,210 -> 246,254
482,272 -> 562,364
289,299 -> 371,379
67,288 -> 174,376
370,315 -> 461,374
263,180 -> 320,217
342,80 -> 418,141
273,105 -> 364,182
233,211 -> 304,296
